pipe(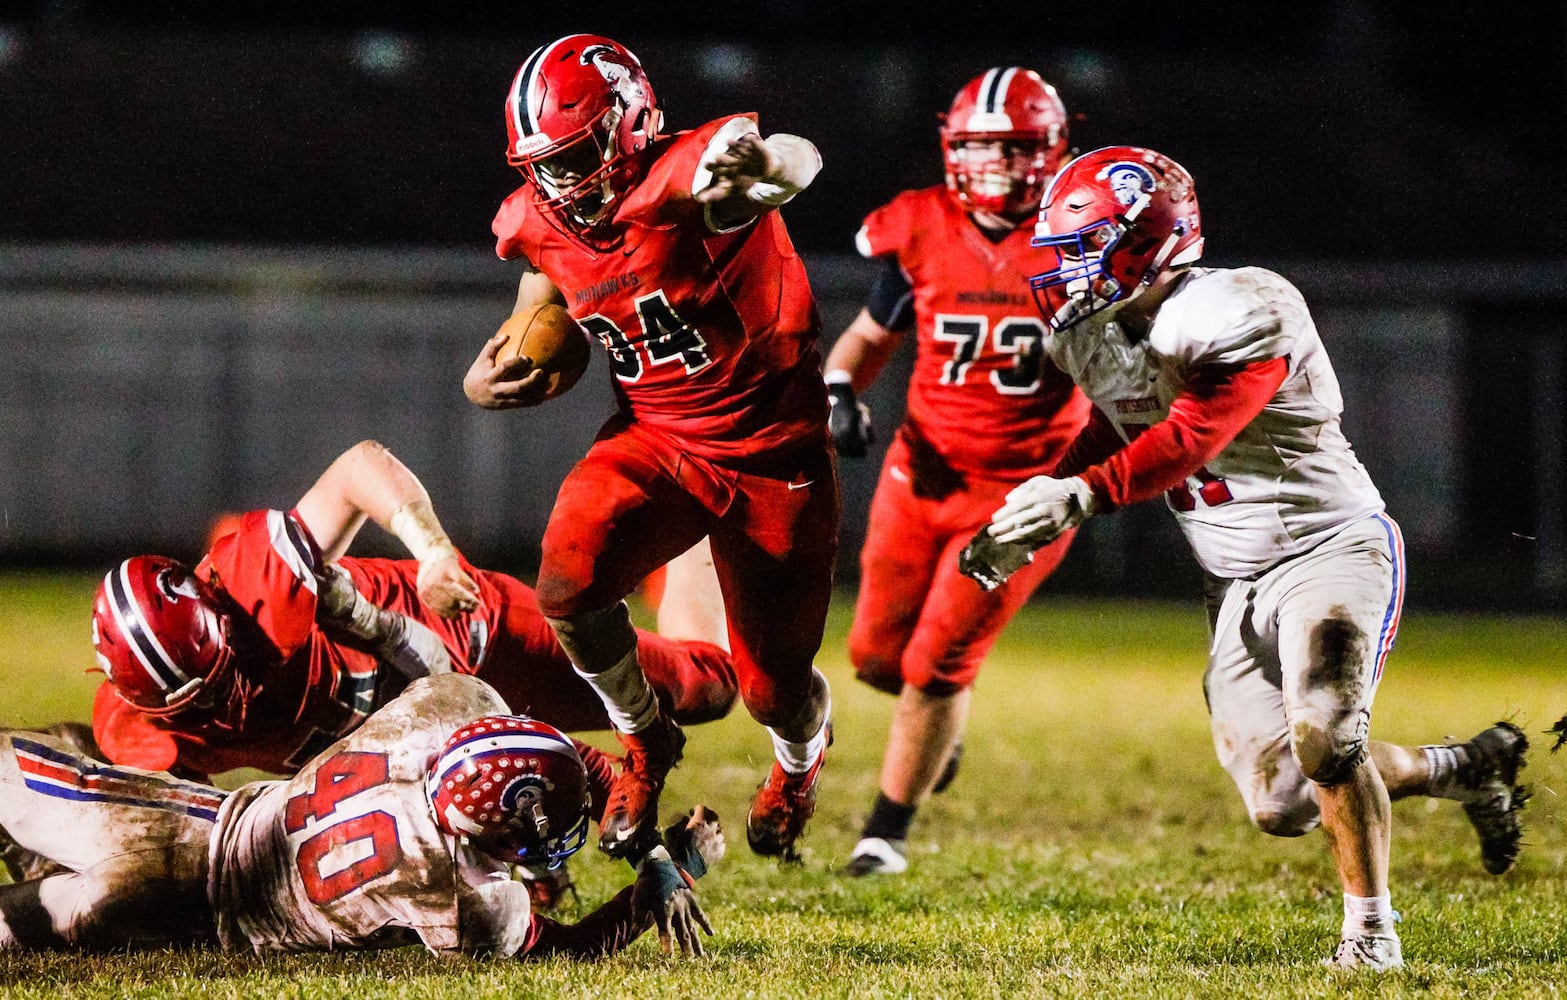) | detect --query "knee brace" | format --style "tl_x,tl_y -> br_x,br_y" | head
1291,719 -> 1368,787
545,602 -> 638,675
